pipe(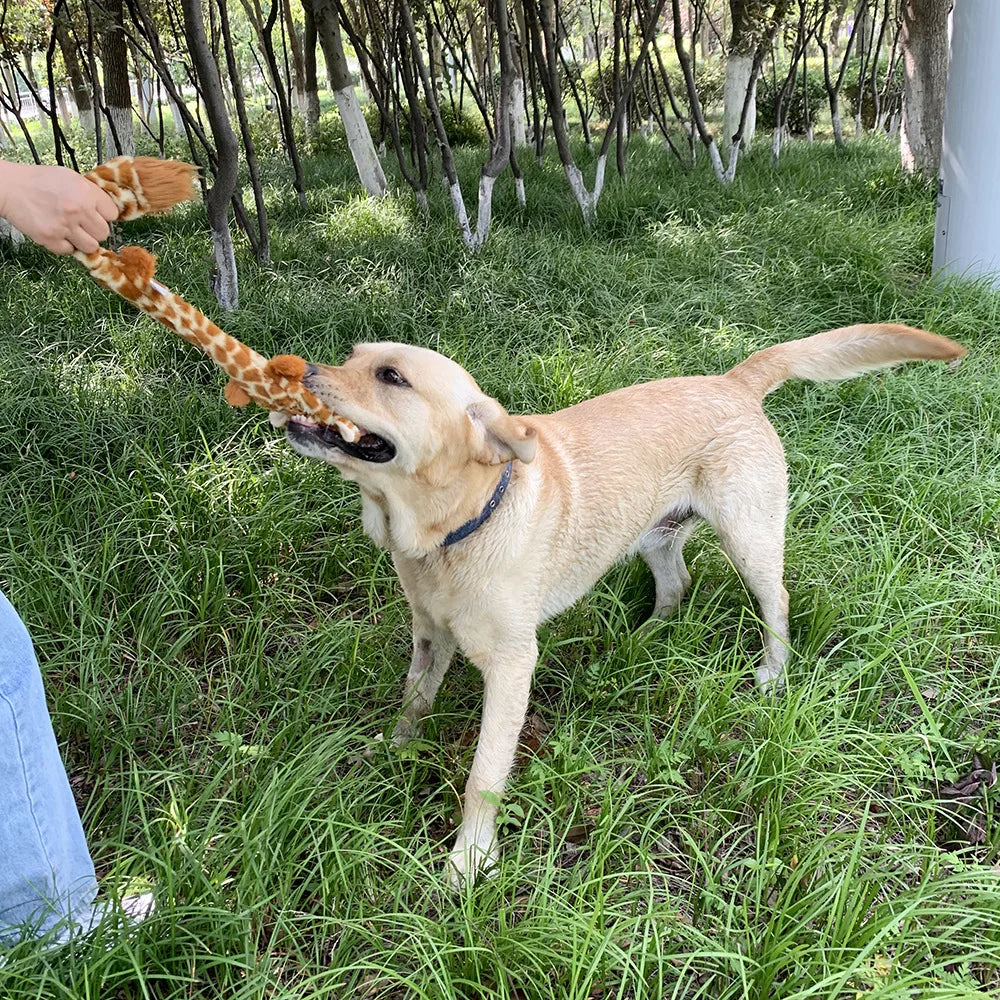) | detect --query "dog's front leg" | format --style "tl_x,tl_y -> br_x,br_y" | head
448,636 -> 538,887
393,616 -> 456,746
